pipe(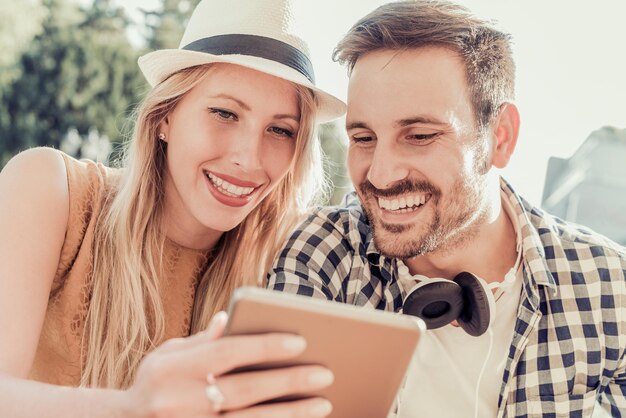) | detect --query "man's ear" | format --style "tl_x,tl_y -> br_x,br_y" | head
490,103 -> 520,169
